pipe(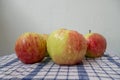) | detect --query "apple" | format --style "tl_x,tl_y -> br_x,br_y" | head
85,30 -> 107,58
47,28 -> 87,65
15,32 -> 46,64
41,34 -> 49,57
